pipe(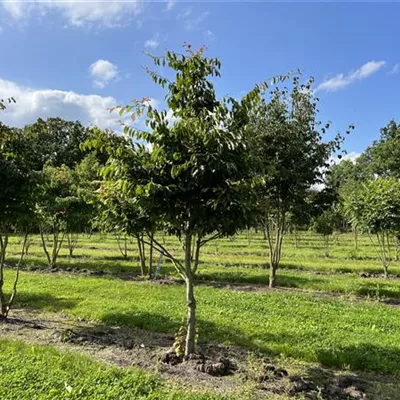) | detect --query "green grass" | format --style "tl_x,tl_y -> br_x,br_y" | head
7,231 -> 400,277
6,270 -> 400,375
0,340 -> 225,400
